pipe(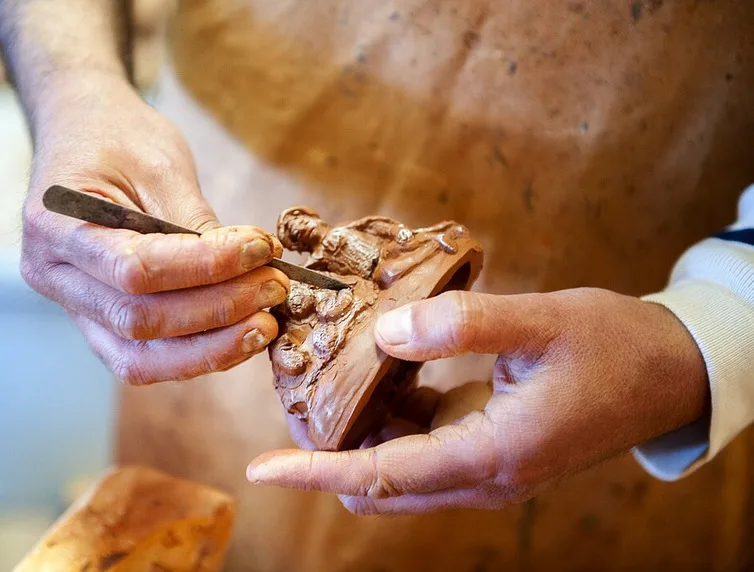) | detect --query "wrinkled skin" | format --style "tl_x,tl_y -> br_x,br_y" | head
20,71 -> 289,385
248,288 -> 709,515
